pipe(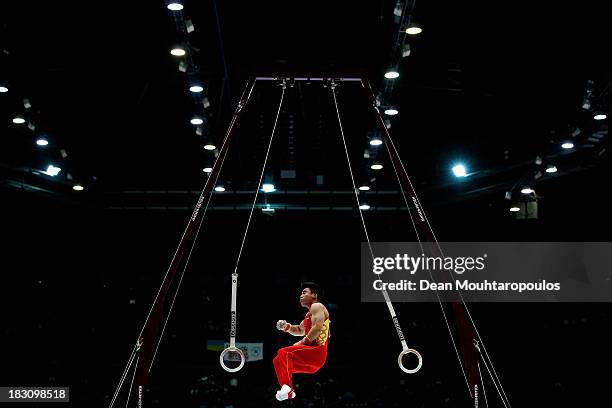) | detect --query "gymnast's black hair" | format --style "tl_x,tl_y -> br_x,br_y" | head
301,282 -> 323,299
